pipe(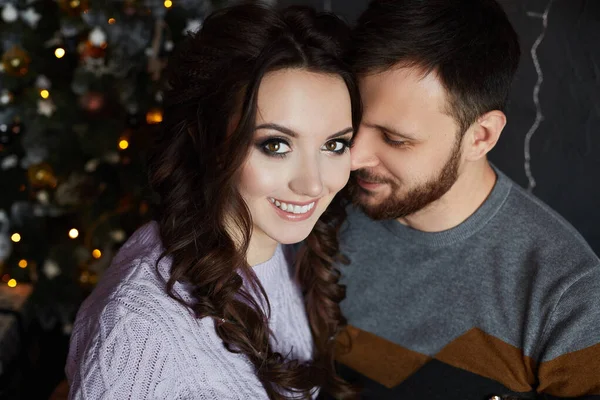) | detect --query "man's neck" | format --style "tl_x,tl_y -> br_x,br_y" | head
397,160 -> 497,232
